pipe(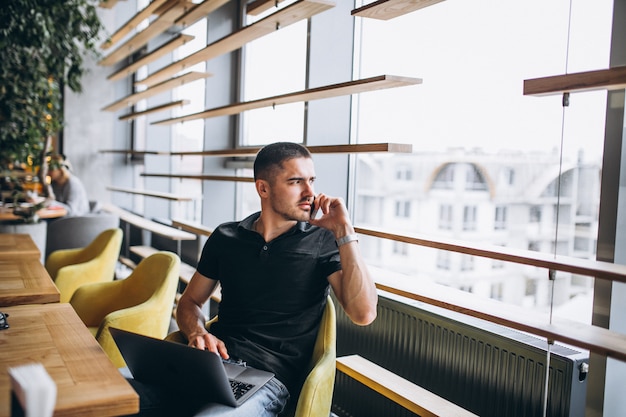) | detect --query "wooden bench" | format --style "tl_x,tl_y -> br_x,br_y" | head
336,355 -> 478,417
